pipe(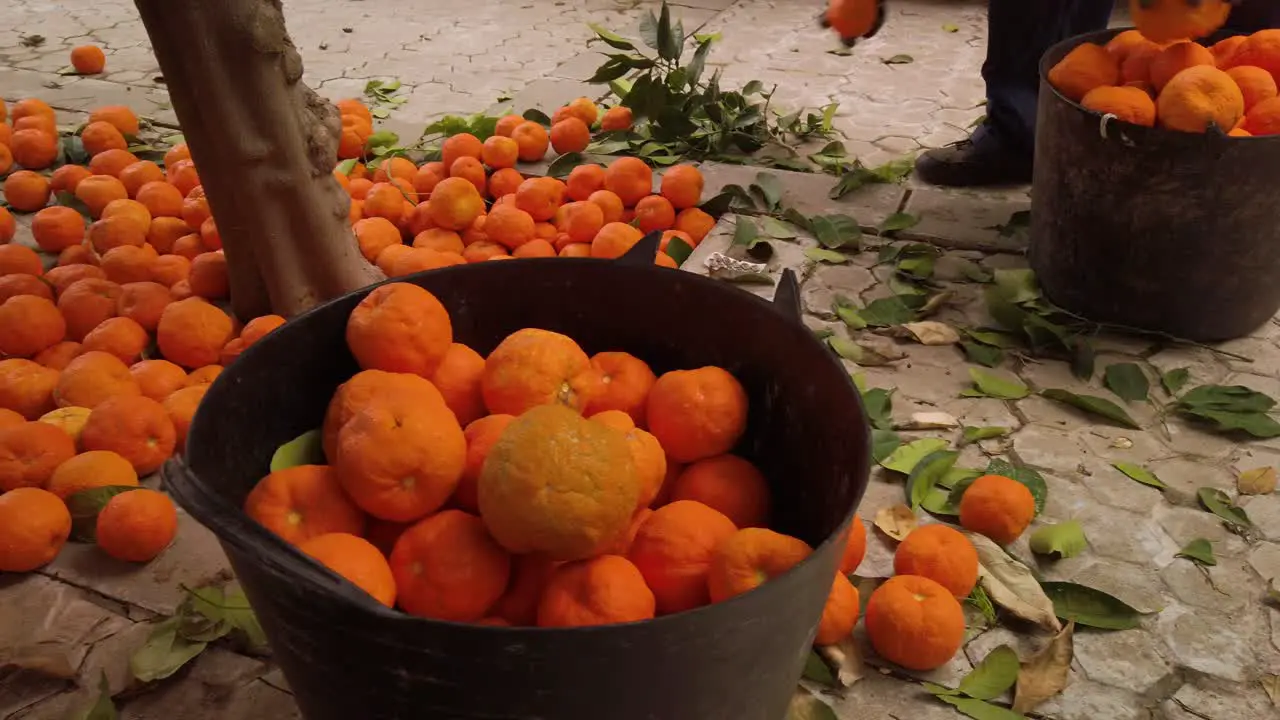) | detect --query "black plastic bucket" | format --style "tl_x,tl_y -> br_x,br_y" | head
163,237 -> 870,720
1029,29 -> 1280,342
